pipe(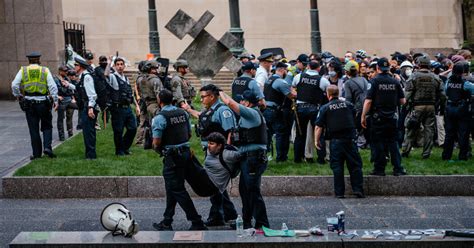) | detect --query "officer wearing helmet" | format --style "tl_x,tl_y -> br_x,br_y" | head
171,59 -> 196,108
401,55 -> 445,159
142,60 -> 164,119
135,60 -> 149,145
